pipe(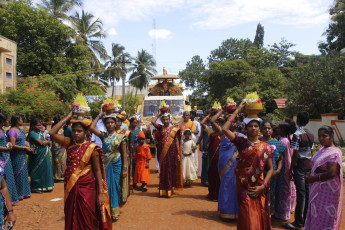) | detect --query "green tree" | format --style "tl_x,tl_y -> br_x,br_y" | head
208,38 -> 254,63
37,0 -> 81,20
69,10 -> 108,72
0,0 -> 72,76
179,55 -> 207,90
287,54 -> 345,118
268,38 -> 297,67
253,23 -> 264,49
100,43 -> 131,97
128,49 -> 156,92
319,0 -> 345,54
